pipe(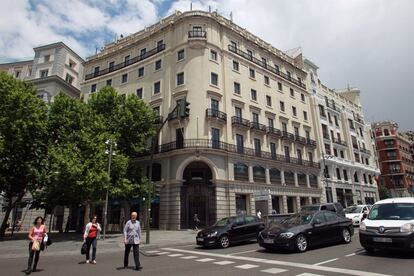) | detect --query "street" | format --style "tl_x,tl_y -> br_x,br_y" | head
1,232 -> 414,276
